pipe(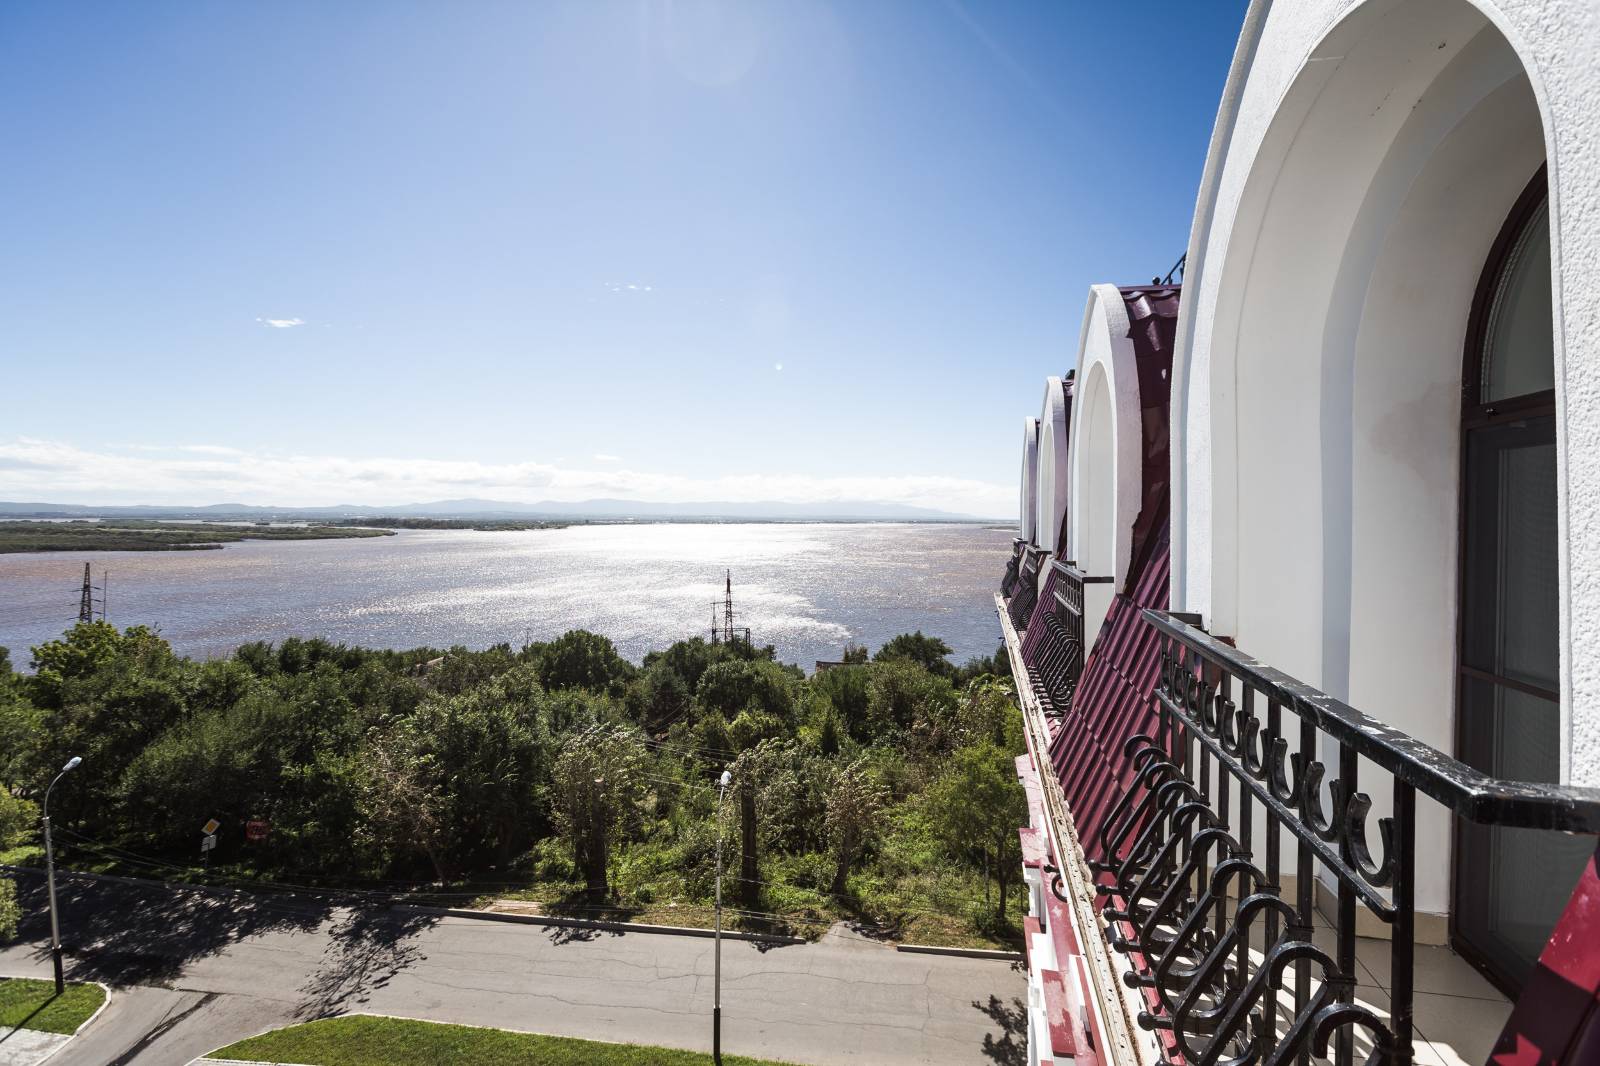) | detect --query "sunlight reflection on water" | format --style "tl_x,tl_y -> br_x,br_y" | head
0,523 -> 1015,669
